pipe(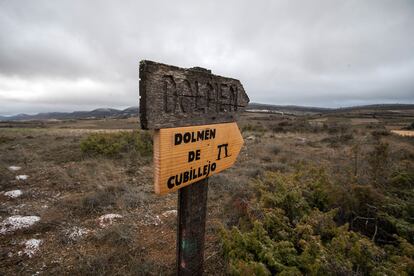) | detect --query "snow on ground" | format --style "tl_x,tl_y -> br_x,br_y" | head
98,214 -> 123,227
8,166 -> 21,171
140,212 -> 162,226
18,239 -> 42,258
65,226 -> 90,242
161,210 -> 177,217
0,215 -> 41,234
246,109 -> 272,113
16,175 -> 29,181
4,189 -> 23,198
